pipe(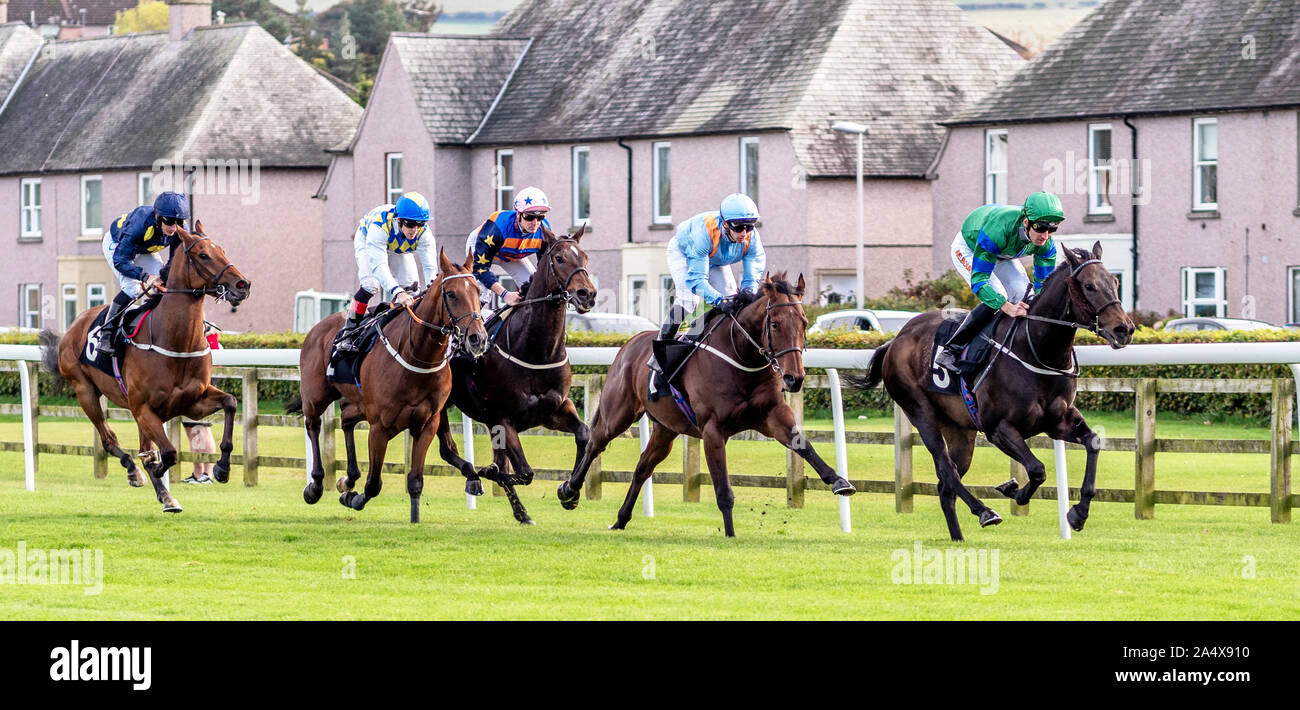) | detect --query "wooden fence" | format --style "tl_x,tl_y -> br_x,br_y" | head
0,363 -> 1293,523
